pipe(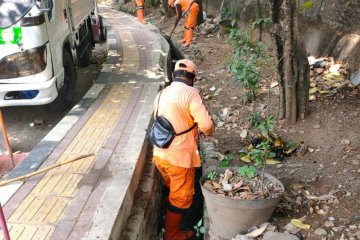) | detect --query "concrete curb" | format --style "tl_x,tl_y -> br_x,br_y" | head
85,84 -> 158,240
